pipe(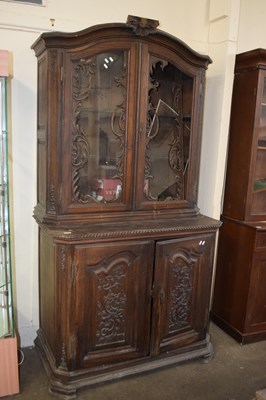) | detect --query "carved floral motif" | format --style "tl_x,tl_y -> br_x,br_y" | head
110,68 -> 127,182
96,263 -> 127,345
169,257 -> 194,331
169,84 -> 184,200
72,58 -> 95,204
